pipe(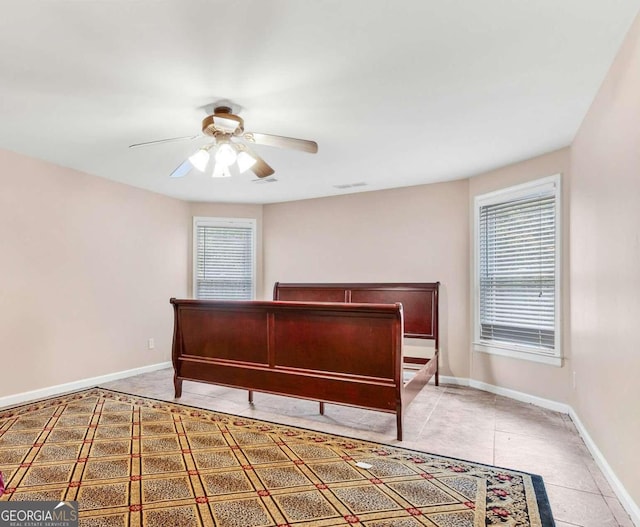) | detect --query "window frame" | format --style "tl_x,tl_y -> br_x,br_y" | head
192,216 -> 257,301
472,174 -> 562,366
